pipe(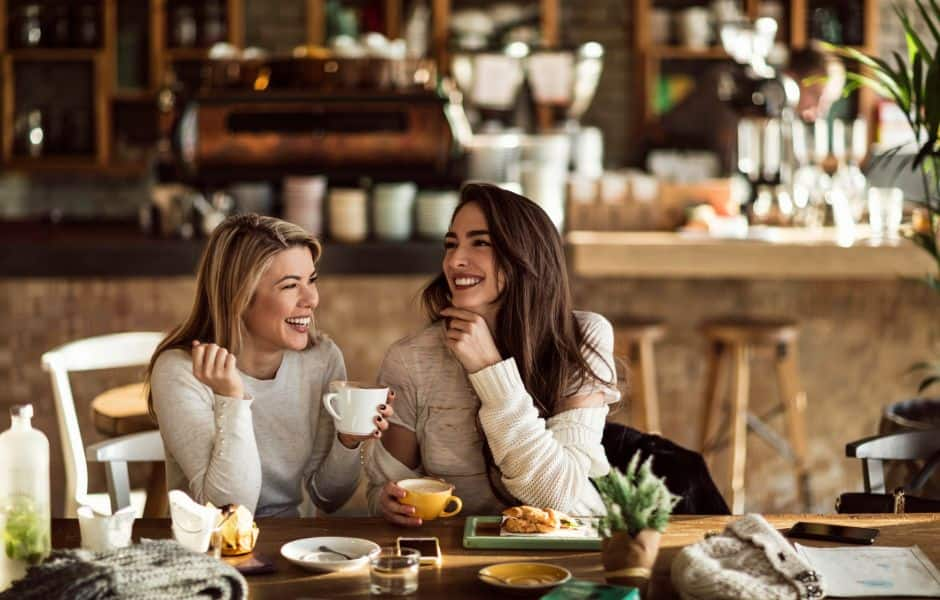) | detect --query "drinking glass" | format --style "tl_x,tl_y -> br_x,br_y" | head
868,187 -> 904,242
370,547 -> 420,595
